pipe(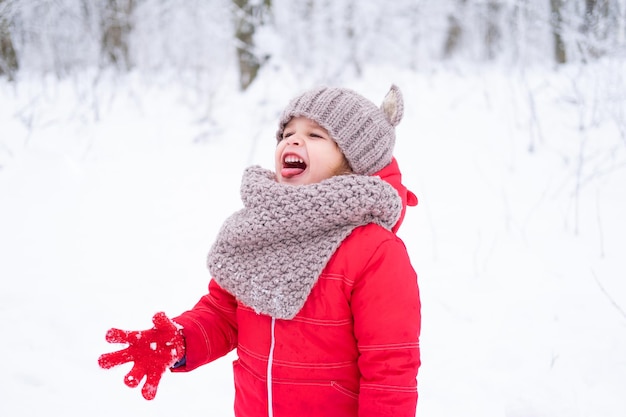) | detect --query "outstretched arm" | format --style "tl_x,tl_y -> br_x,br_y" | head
171,278 -> 239,372
98,279 -> 239,399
